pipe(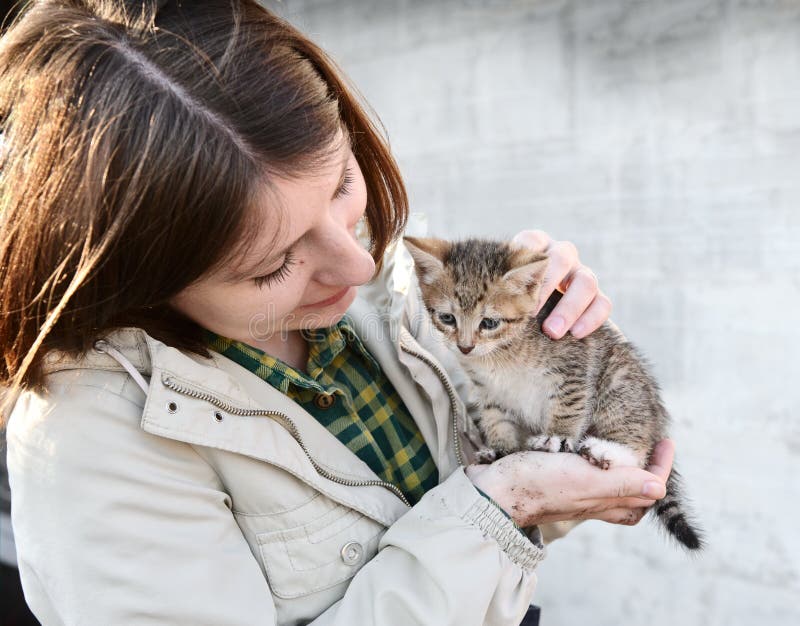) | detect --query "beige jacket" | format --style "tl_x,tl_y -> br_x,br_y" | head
7,242 -> 546,626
